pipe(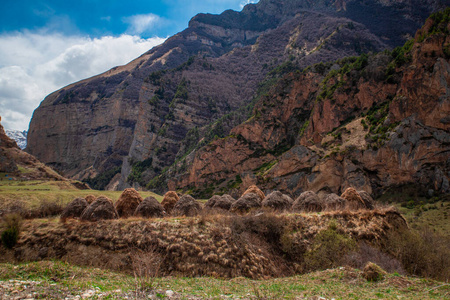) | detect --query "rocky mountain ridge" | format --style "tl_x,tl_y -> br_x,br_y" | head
26,0 -> 448,192
5,130 -> 27,150
166,10 -> 450,198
